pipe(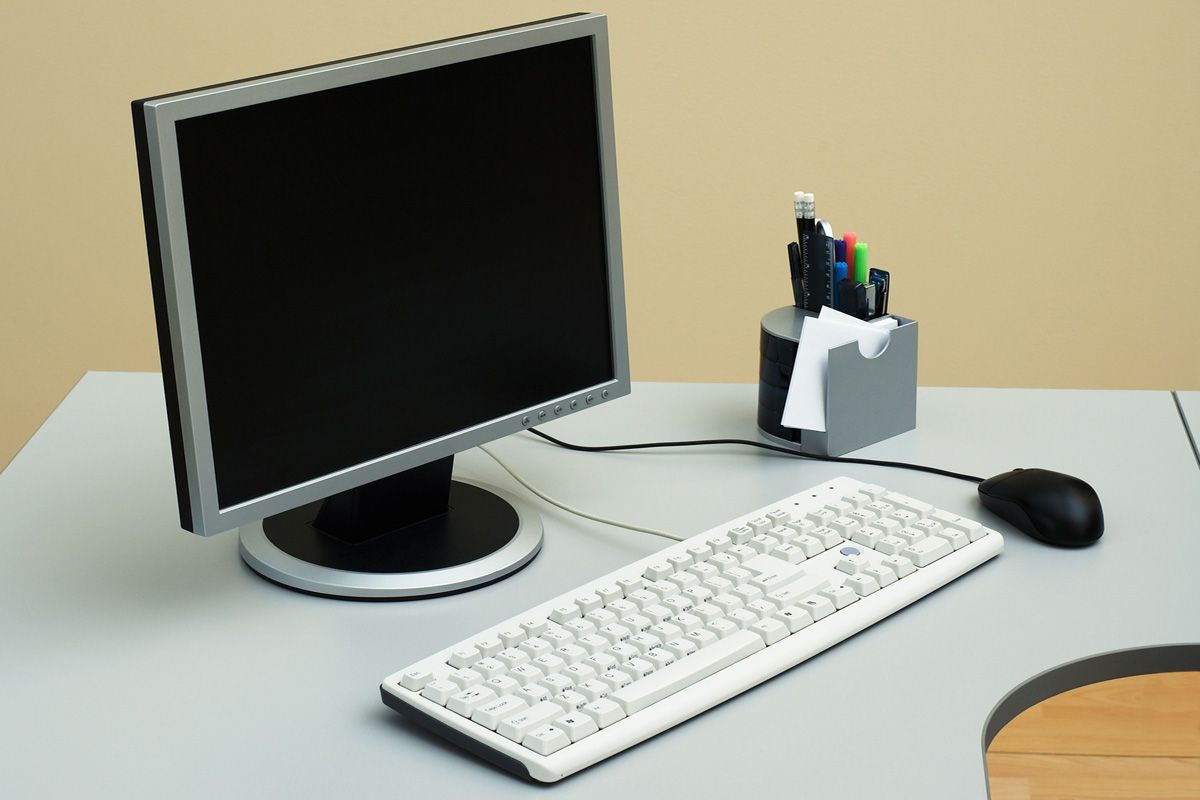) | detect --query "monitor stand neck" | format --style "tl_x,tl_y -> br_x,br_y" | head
314,456 -> 453,545
237,455 -> 543,600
